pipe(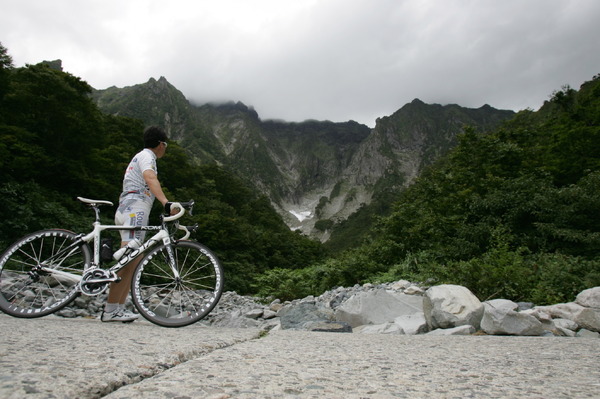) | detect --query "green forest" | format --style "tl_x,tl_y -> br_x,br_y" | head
0,43 -> 324,294
257,74 -> 600,304
1,42 -> 599,305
